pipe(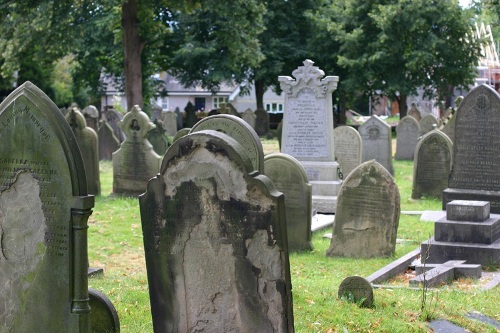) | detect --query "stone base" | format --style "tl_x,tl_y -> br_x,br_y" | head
421,237 -> 500,266
301,161 -> 341,213
443,188 -> 500,214
435,215 -> 500,244
312,194 -> 337,214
